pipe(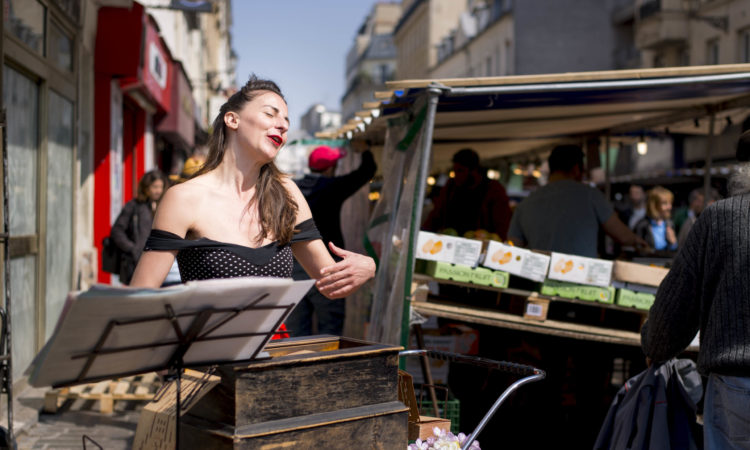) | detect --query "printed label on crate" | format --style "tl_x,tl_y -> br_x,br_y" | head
547,252 -> 613,287
482,241 -> 550,282
526,303 -> 544,317
416,231 -> 482,267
